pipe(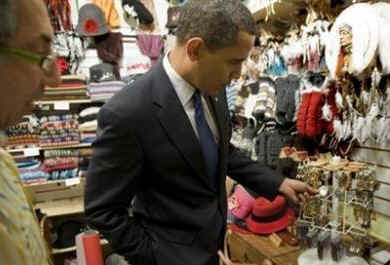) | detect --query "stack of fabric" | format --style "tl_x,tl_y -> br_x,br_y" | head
5,115 -> 40,149
87,80 -> 126,102
88,63 -> 126,102
43,150 -> 79,181
78,107 -> 100,144
42,75 -> 88,101
17,159 -> 49,184
39,114 -> 80,147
